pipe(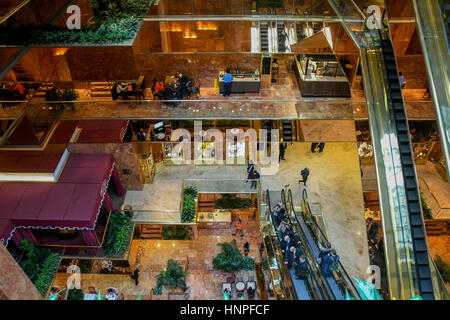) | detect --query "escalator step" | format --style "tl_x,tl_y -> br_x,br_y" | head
416,252 -> 428,265
417,265 -> 431,278
412,227 -> 425,239
400,144 -> 411,154
393,102 -> 404,110
391,92 -> 403,100
410,214 -> 423,226
395,112 -> 406,121
405,178 -> 417,190
398,133 -> 409,143
407,190 -> 419,201
403,166 -> 415,177
409,201 -> 421,213
386,64 -> 397,71
414,239 -> 427,252
397,122 -> 408,132
401,156 -> 413,165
